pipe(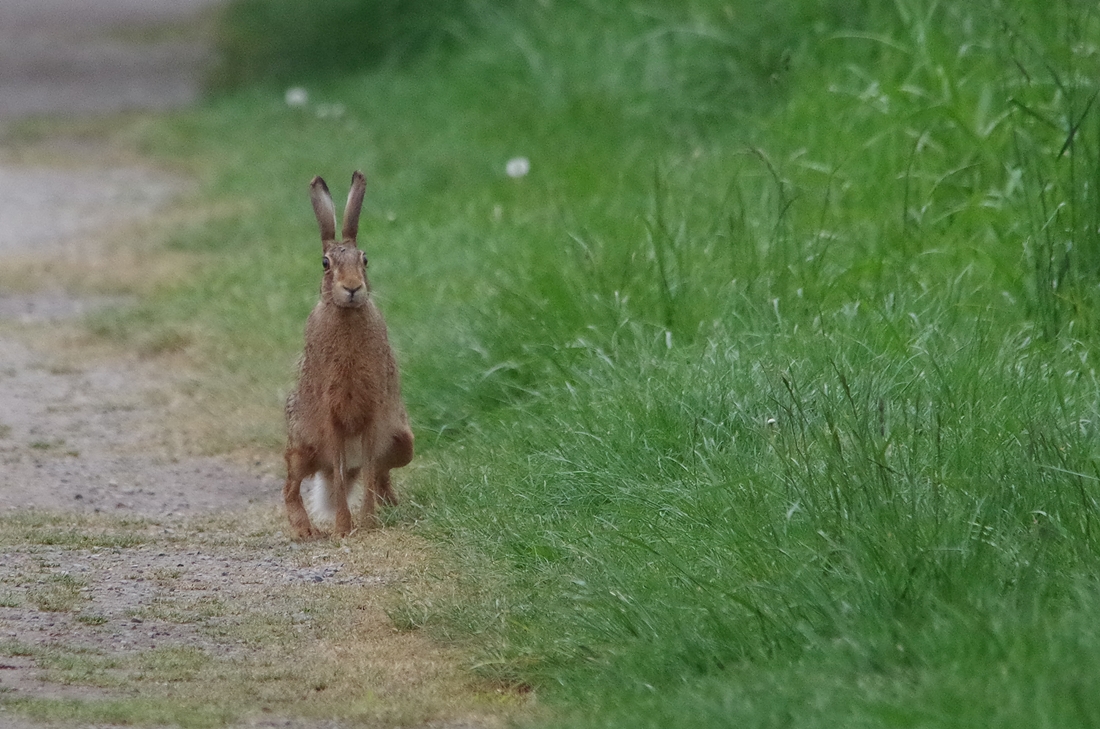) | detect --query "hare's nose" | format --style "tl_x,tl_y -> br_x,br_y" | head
344,284 -> 363,297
